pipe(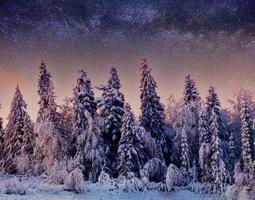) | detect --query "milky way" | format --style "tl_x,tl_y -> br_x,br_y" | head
0,0 -> 255,121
